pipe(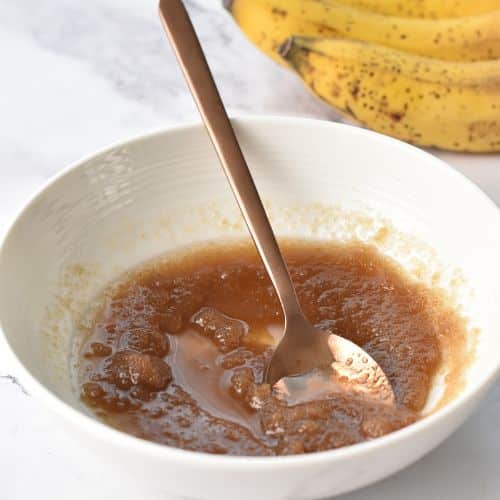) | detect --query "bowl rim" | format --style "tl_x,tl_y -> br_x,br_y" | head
1,115 -> 500,468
